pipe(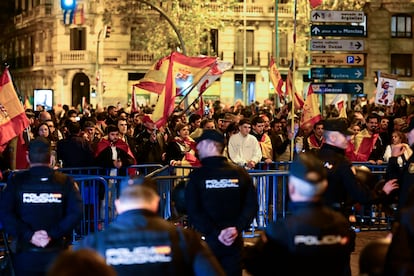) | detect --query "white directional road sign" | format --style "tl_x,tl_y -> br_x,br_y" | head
310,39 -> 364,51
311,10 -> 365,23
311,54 -> 364,66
